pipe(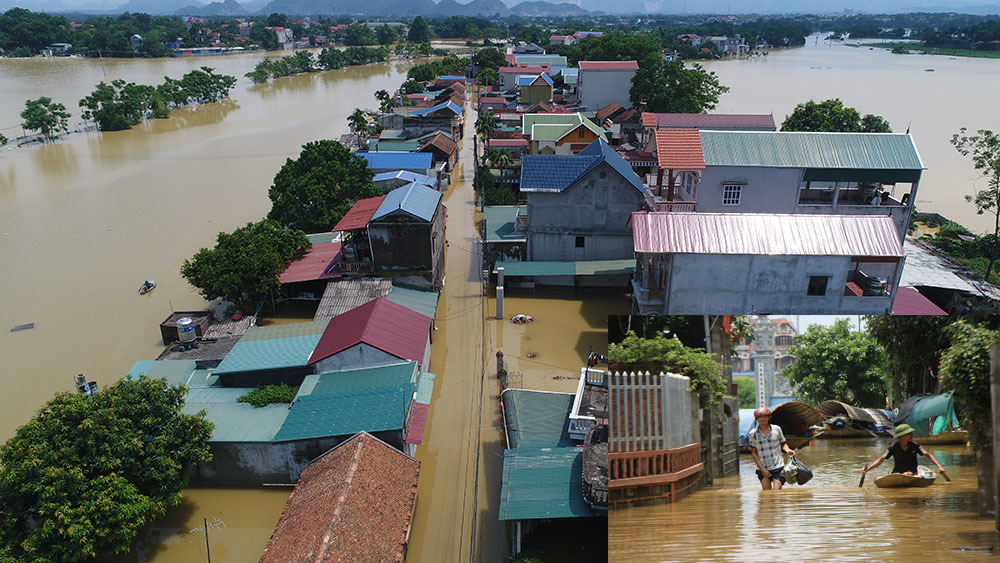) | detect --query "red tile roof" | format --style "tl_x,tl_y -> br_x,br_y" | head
333,196 -> 386,232
260,432 -> 419,563
595,103 -> 623,122
654,129 -> 706,170
479,96 -> 506,104
419,132 -> 458,157
641,112 -> 776,130
308,298 -> 432,366
578,60 -> 639,71
279,242 -> 343,284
